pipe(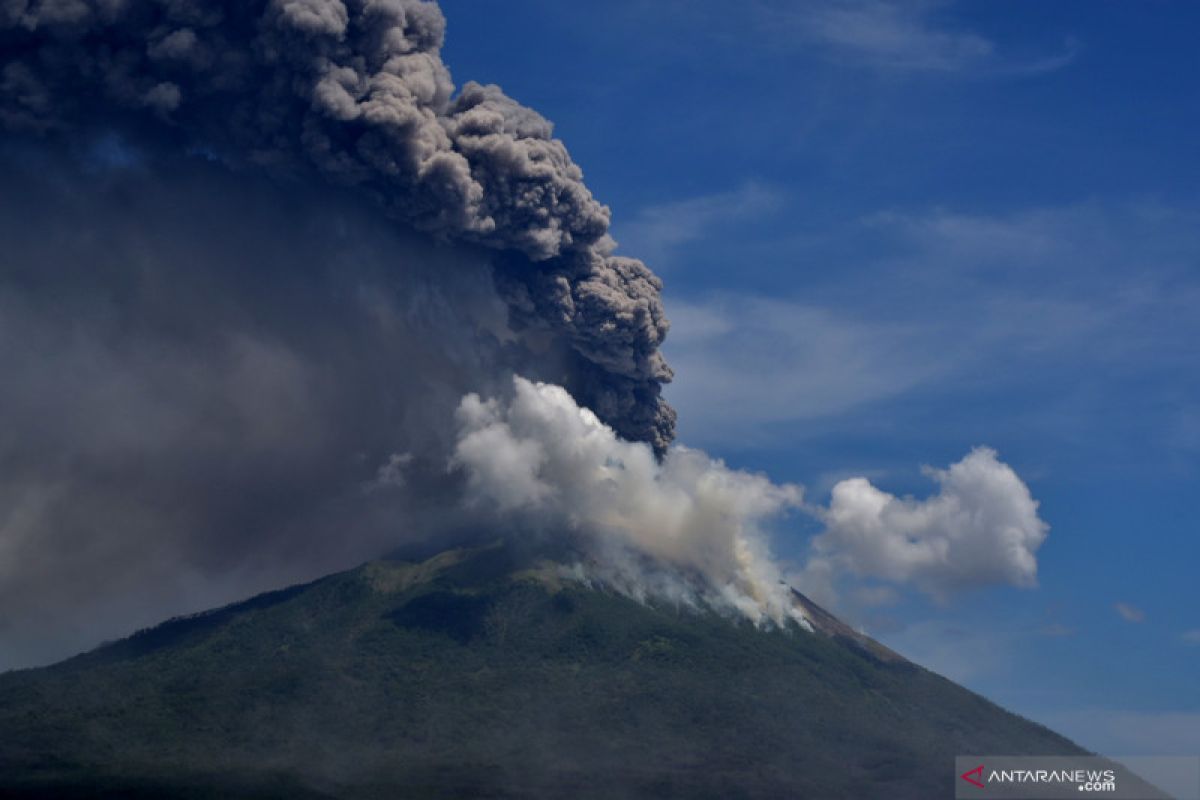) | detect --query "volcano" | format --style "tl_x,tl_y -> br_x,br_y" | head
0,539 -> 1084,799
